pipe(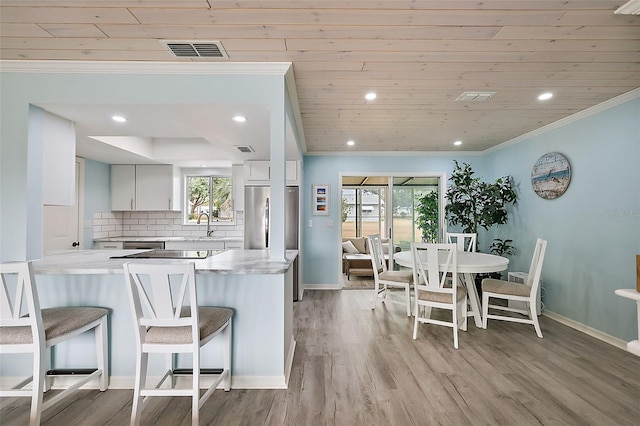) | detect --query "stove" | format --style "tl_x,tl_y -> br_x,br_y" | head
110,249 -> 221,259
